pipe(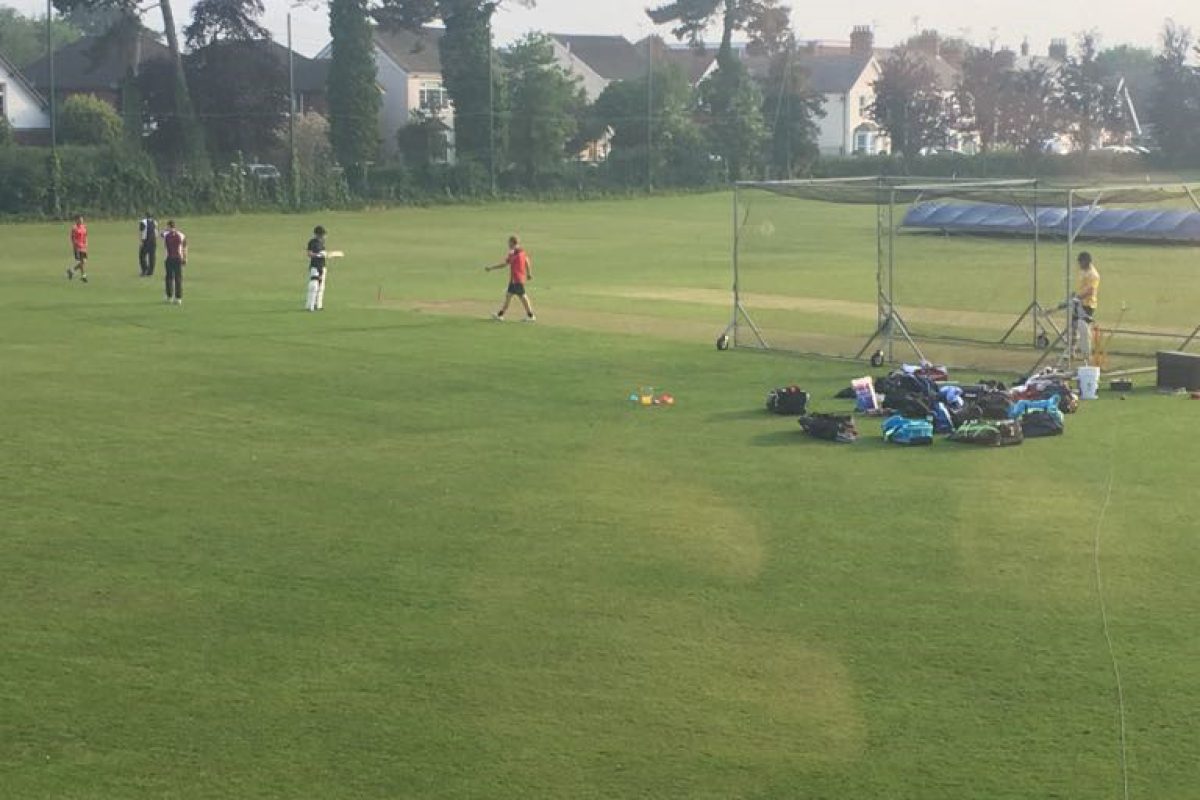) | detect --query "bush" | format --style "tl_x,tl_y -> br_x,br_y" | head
0,117 -> 14,147
58,94 -> 124,147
